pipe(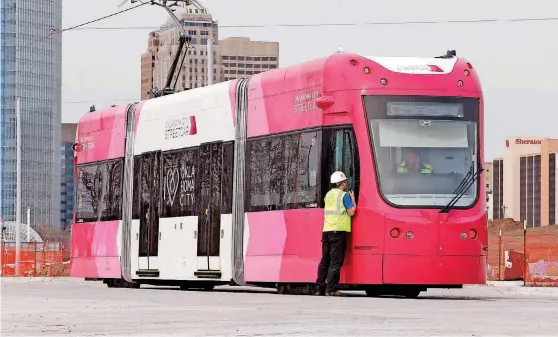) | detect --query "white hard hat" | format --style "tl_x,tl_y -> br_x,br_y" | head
330,171 -> 348,184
